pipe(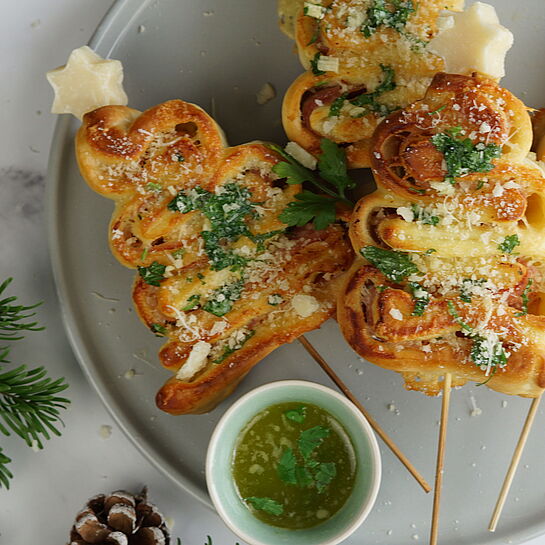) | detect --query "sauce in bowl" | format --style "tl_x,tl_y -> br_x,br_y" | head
232,401 -> 357,529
